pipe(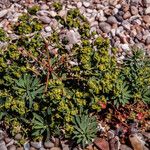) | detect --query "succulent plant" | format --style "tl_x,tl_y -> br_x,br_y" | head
72,114 -> 98,148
